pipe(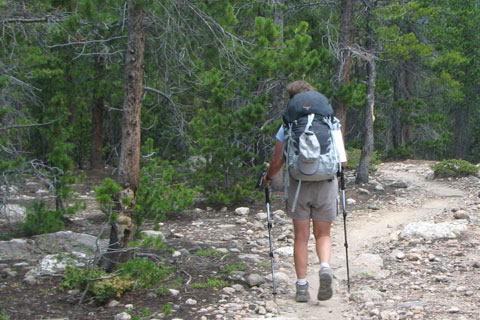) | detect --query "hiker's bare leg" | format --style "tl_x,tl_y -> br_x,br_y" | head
313,220 -> 332,264
293,219 -> 310,279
